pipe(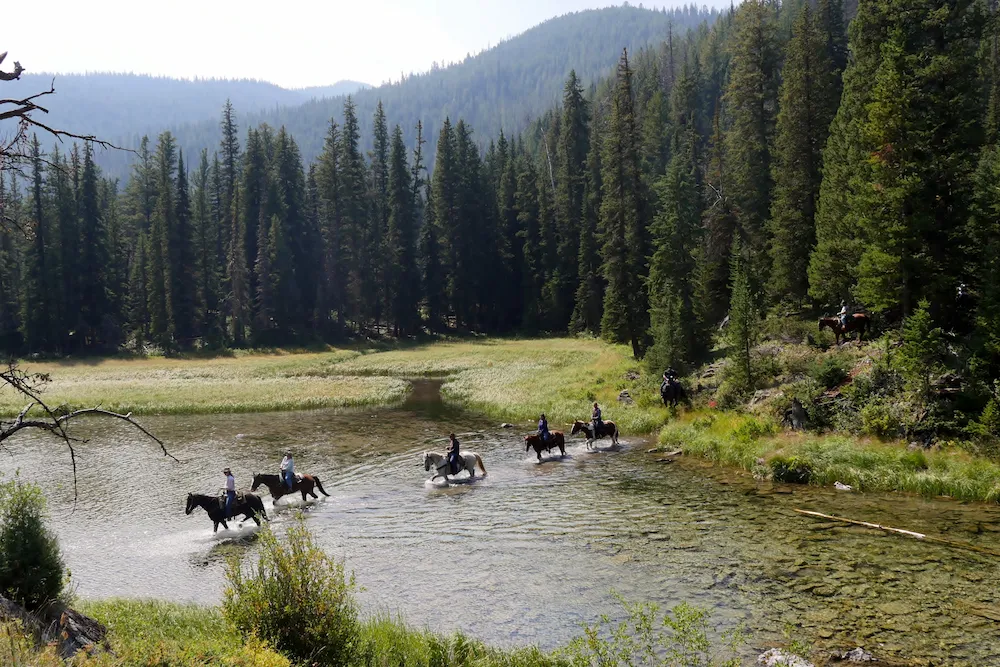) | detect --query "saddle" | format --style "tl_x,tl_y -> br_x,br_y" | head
218,490 -> 246,507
